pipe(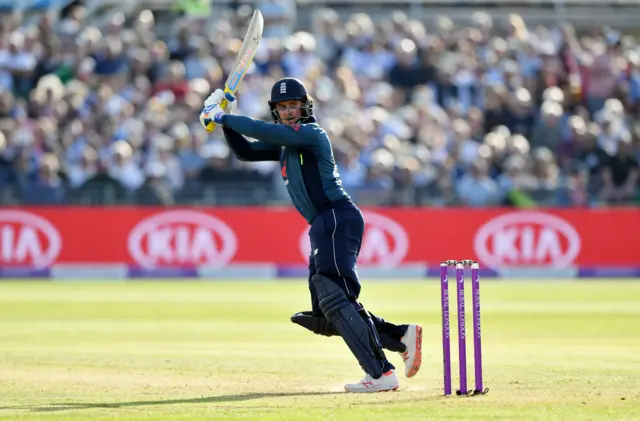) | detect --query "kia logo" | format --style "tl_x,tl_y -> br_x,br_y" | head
474,212 -> 581,268
128,211 -> 237,269
299,211 -> 409,267
0,210 -> 62,269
